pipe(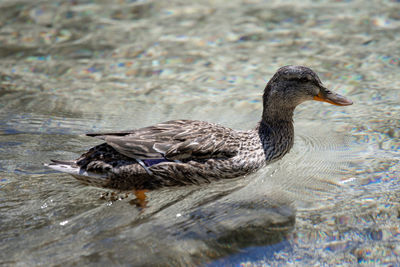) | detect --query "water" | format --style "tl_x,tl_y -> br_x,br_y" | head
0,0 -> 399,265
